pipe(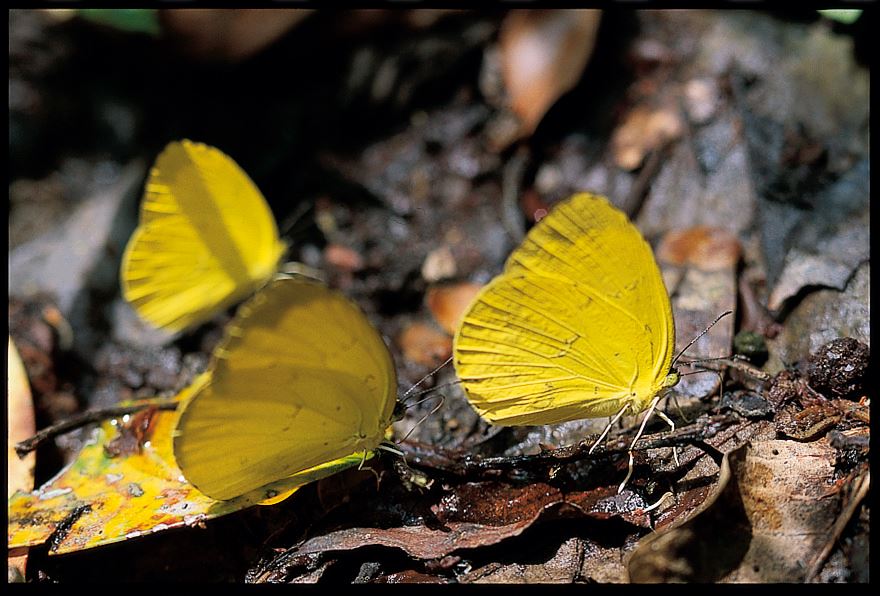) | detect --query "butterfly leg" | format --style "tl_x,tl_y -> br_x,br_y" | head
654,408 -> 680,467
588,403 -> 630,454
356,449 -> 382,489
618,394 -> 662,494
